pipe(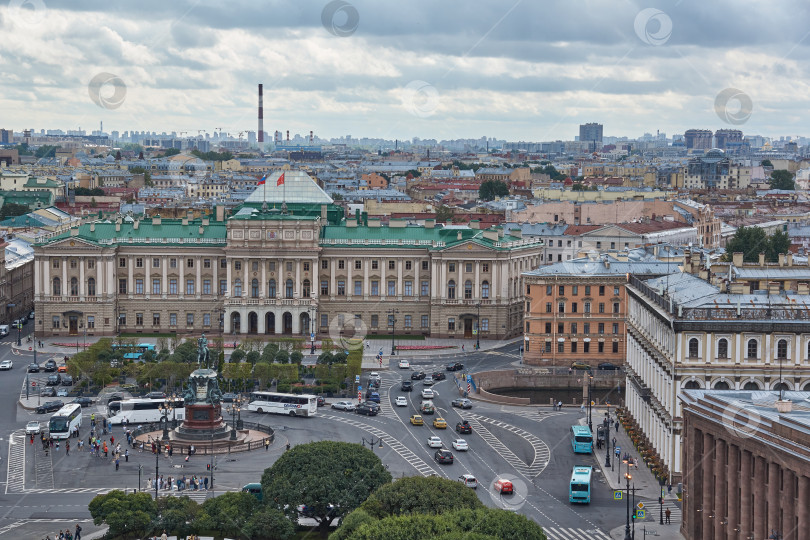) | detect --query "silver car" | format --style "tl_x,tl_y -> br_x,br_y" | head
331,401 -> 356,411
